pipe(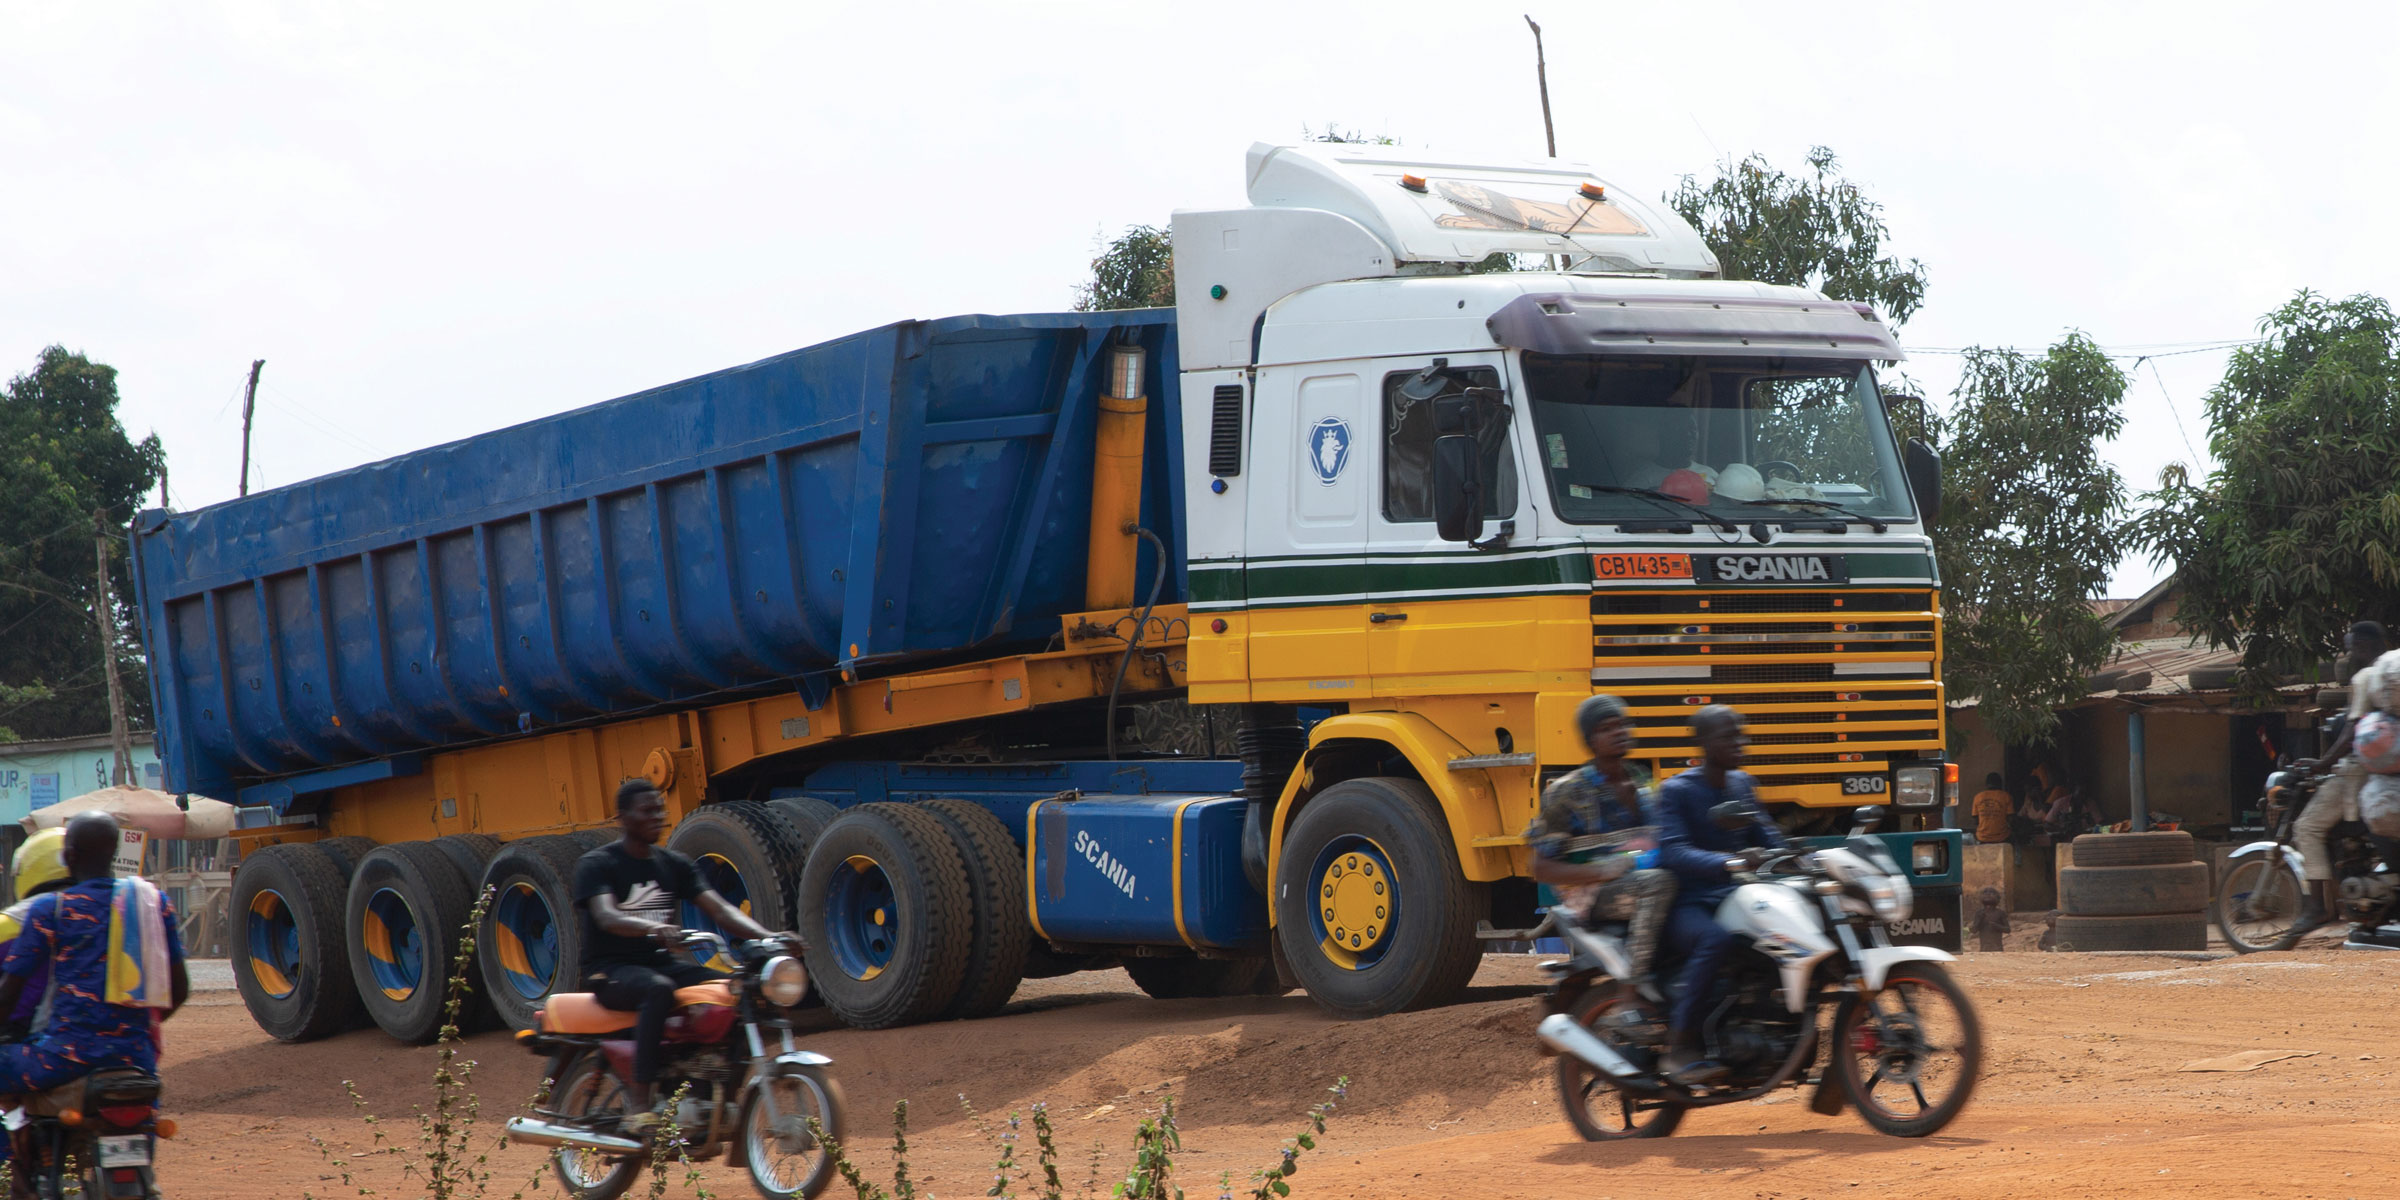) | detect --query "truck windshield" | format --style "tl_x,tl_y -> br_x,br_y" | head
1520,352 -> 1916,525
